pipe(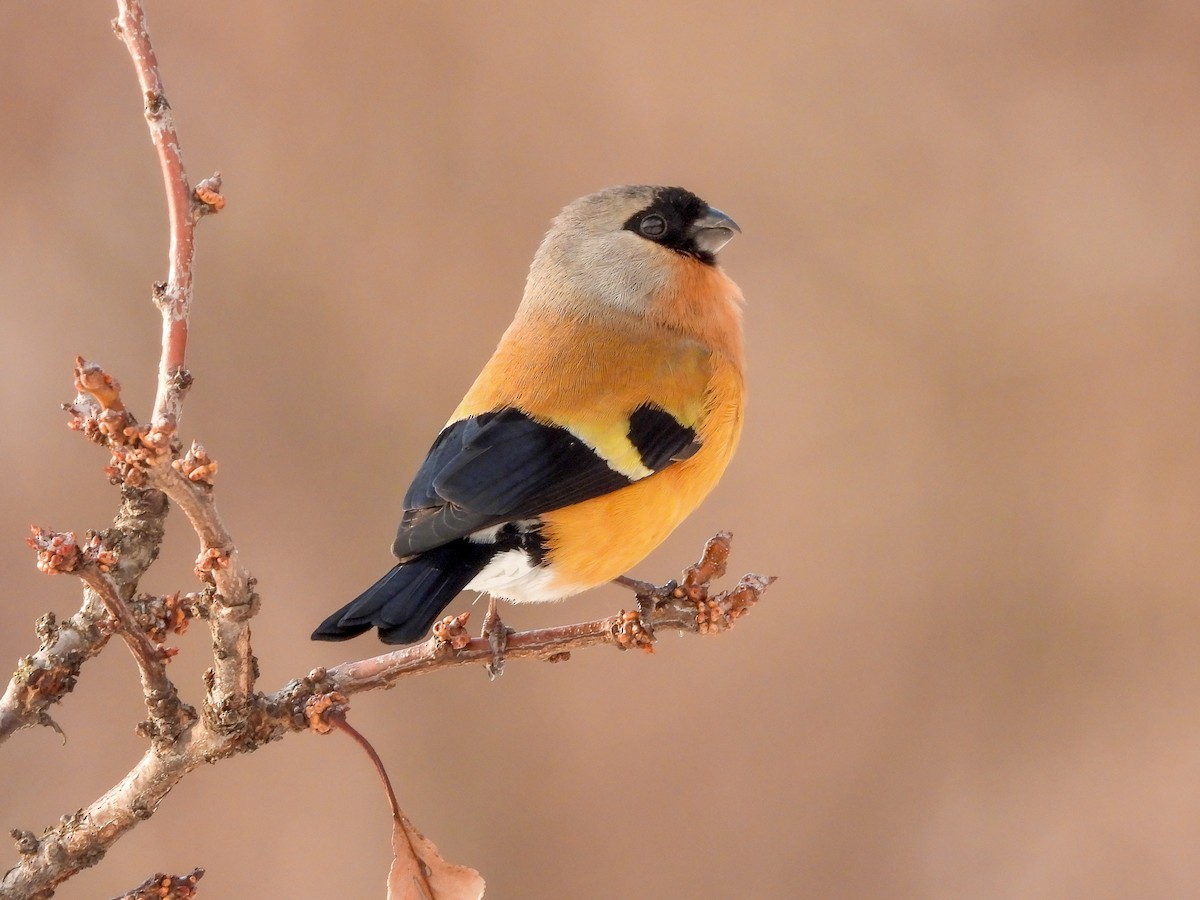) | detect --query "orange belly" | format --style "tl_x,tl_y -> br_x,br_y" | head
539,357 -> 743,593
